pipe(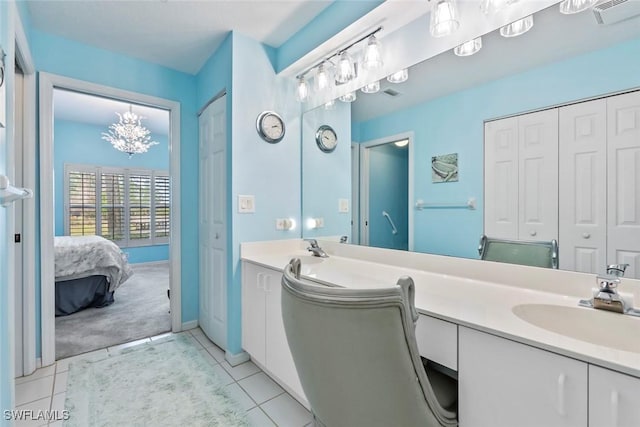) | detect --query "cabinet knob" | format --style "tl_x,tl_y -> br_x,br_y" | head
610,390 -> 619,427
215,233 -> 219,239
529,230 -> 537,237
582,233 -> 591,239
556,373 -> 566,416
